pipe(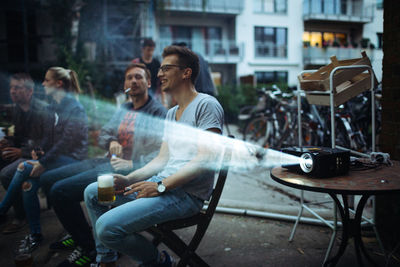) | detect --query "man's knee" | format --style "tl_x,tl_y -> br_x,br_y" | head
96,217 -> 122,245
49,182 -> 63,203
84,182 -> 97,203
